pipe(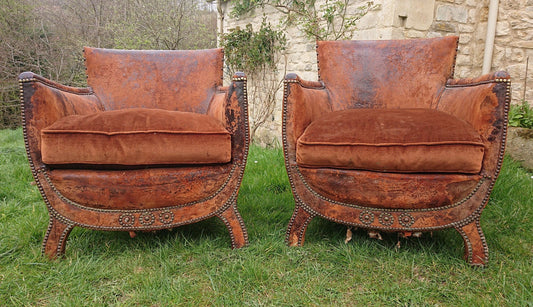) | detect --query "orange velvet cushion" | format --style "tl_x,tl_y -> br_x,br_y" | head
41,108 -> 231,165
297,108 -> 485,174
